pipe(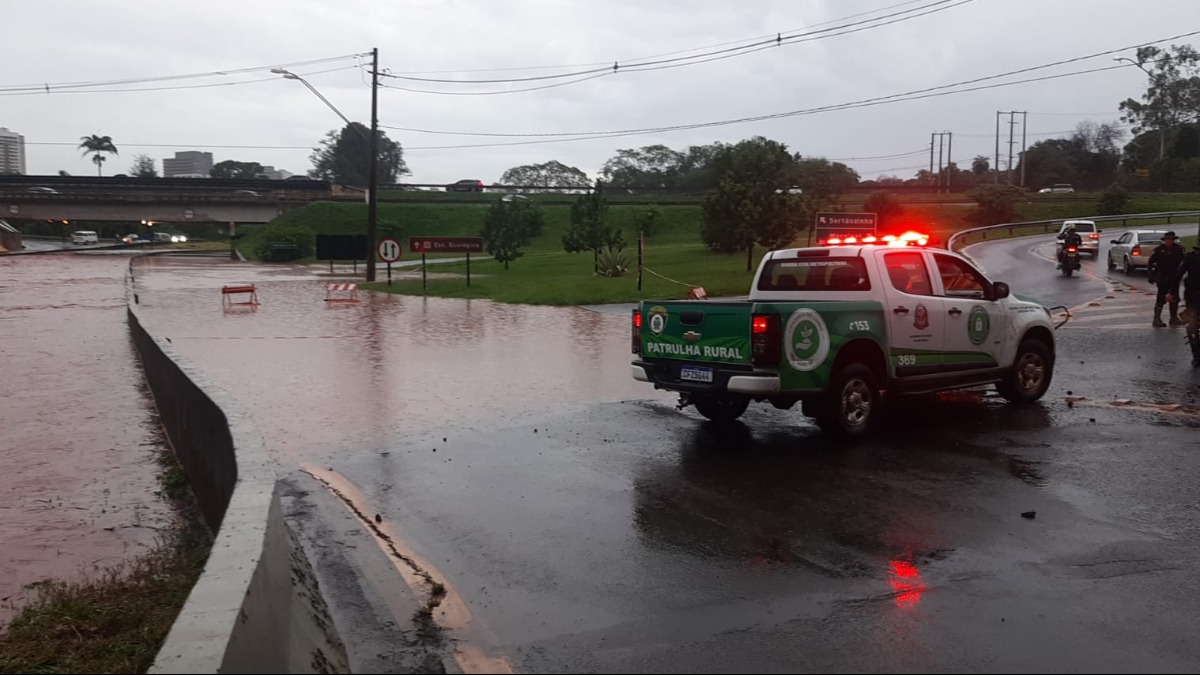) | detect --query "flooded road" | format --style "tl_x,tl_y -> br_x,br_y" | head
0,253 -> 173,623
132,255 -> 665,461
129,252 -> 1200,672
